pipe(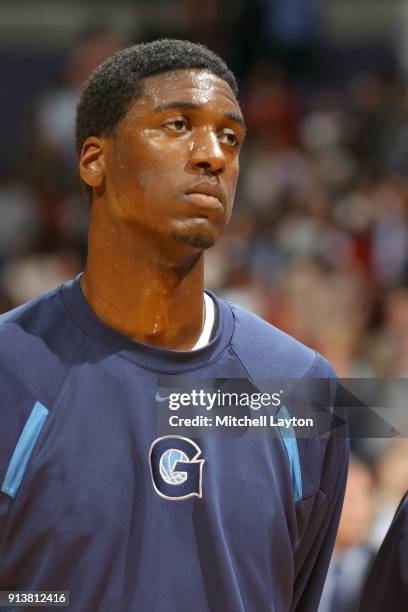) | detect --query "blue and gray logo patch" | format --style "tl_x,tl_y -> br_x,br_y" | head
149,436 -> 205,501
